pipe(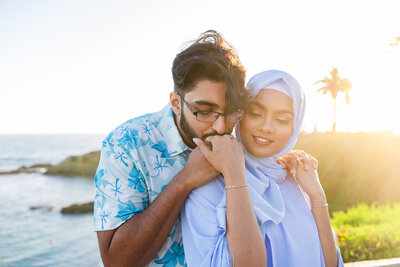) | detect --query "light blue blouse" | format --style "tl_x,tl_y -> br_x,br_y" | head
181,175 -> 344,267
